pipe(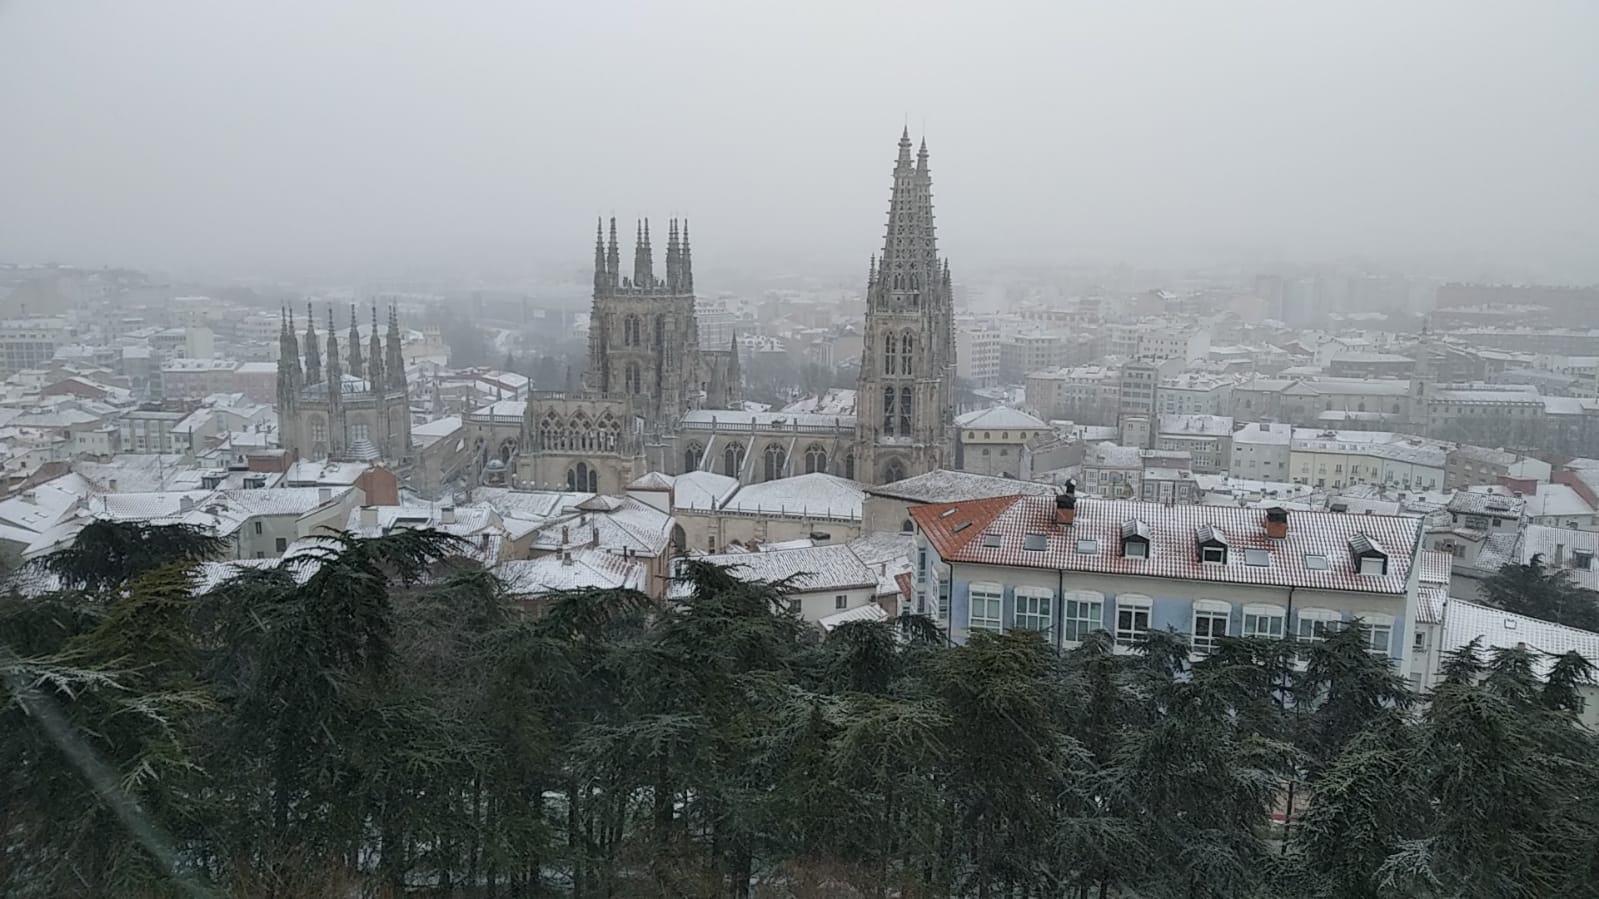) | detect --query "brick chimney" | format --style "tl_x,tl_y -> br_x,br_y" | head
1056,480 -> 1077,527
1265,506 -> 1289,540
